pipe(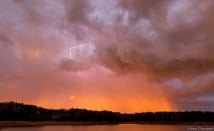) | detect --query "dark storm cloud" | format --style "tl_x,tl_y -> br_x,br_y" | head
163,71 -> 214,111
89,0 -> 214,78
